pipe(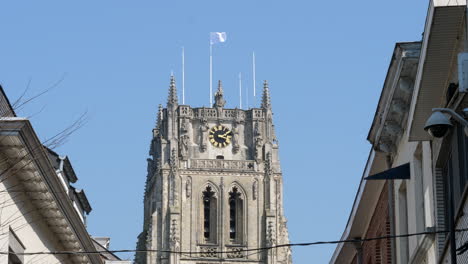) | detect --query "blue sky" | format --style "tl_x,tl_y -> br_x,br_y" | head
0,1 -> 428,262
